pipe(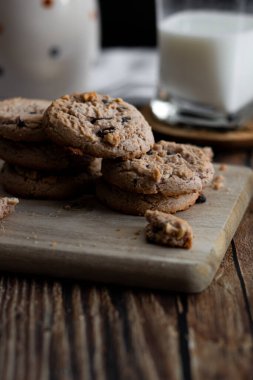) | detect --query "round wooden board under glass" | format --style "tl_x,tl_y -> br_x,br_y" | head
140,106 -> 253,148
